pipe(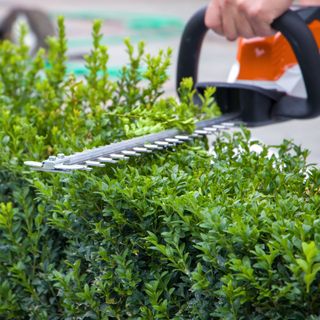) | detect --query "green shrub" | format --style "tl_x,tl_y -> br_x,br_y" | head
1,18 -> 320,320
